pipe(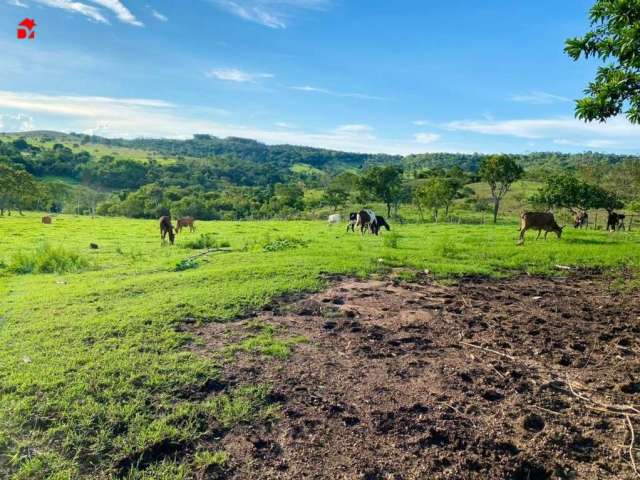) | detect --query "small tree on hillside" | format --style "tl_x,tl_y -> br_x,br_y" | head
359,165 -> 404,217
479,155 -> 524,223
415,177 -> 455,223
566,0 -> 640,123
